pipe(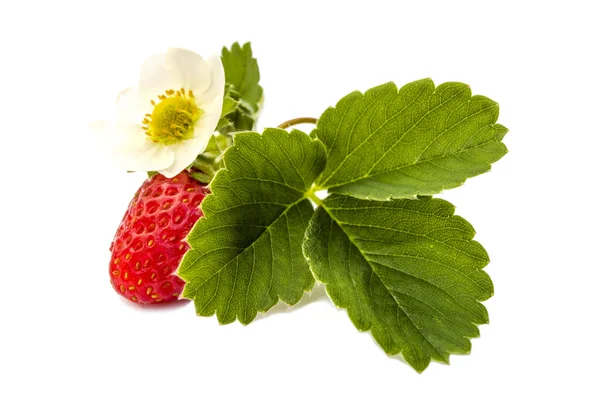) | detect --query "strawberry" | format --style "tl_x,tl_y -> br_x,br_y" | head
109,171 -> 208,304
